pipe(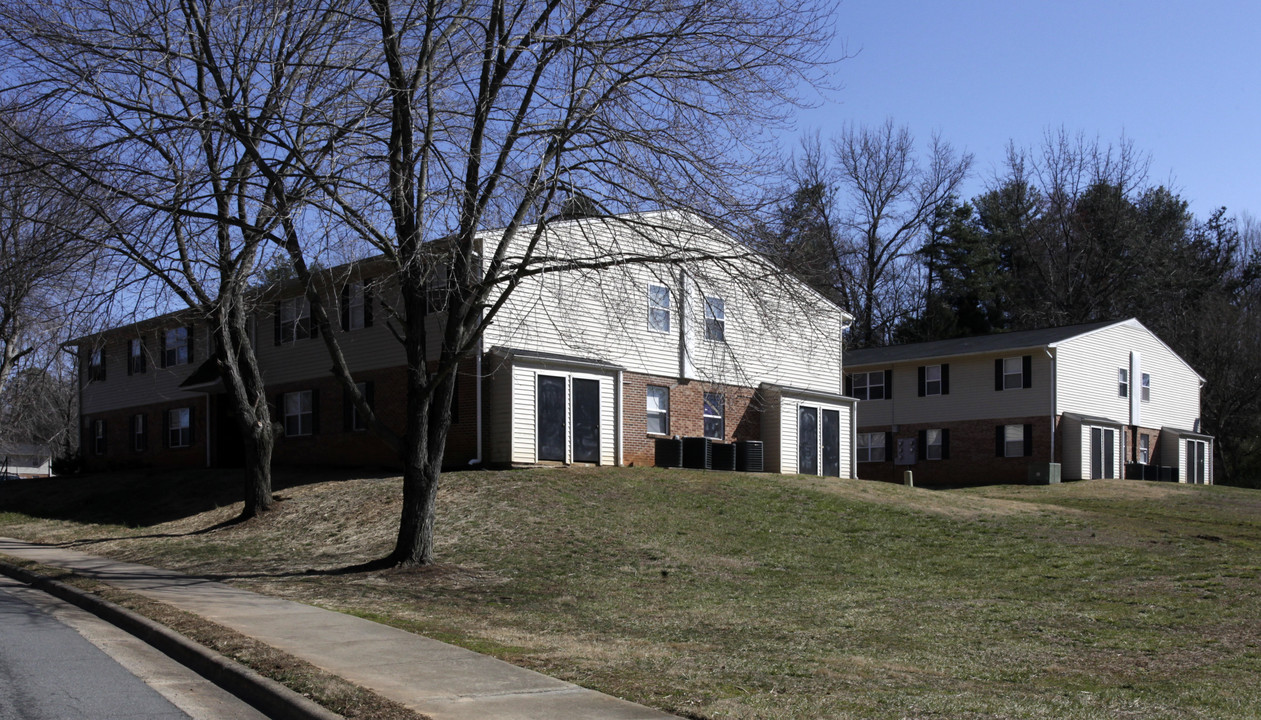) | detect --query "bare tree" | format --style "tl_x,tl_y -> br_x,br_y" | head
0,0 -> 370,515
